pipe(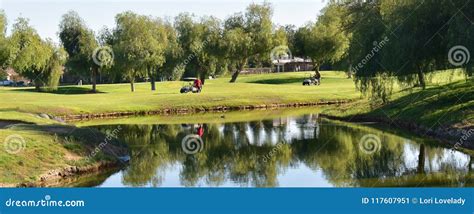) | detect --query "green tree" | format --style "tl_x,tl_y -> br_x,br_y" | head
174,13 -> 199,79
9,18 -> 59,91
44,41 -> 68,91
195,16 -> 222,84
0,10 -> 11,69
113,12 -> 168,92
382,0 -> 452,89
446,0 -> 474,77
223,27 -> 252,82
302,4 -> 349,72
245,2 -> 274,67
59,11 -> 100,92
223,2 -> 274,83
141,16 -> 168,91
175,14 -> 222,83
159,20 -> 183,81
344,1 -> 389,102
